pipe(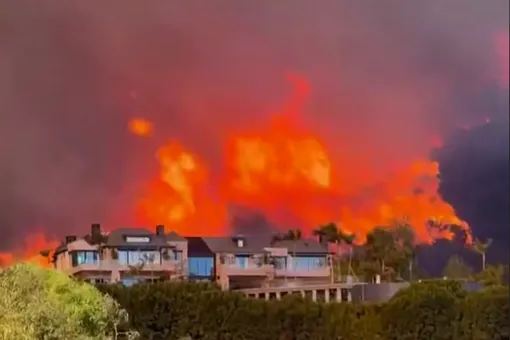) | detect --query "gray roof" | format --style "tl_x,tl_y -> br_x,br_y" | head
106,228 -> 169,248
53,227 -> 186,255
201,236 -> 329,254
